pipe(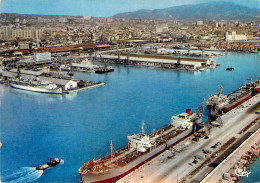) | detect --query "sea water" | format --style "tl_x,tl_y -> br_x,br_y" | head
0,52 -> 260,183
240,157 -> 260,183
